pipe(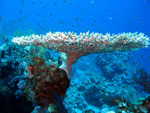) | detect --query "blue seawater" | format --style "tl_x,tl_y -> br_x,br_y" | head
0,0 -> 150,113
